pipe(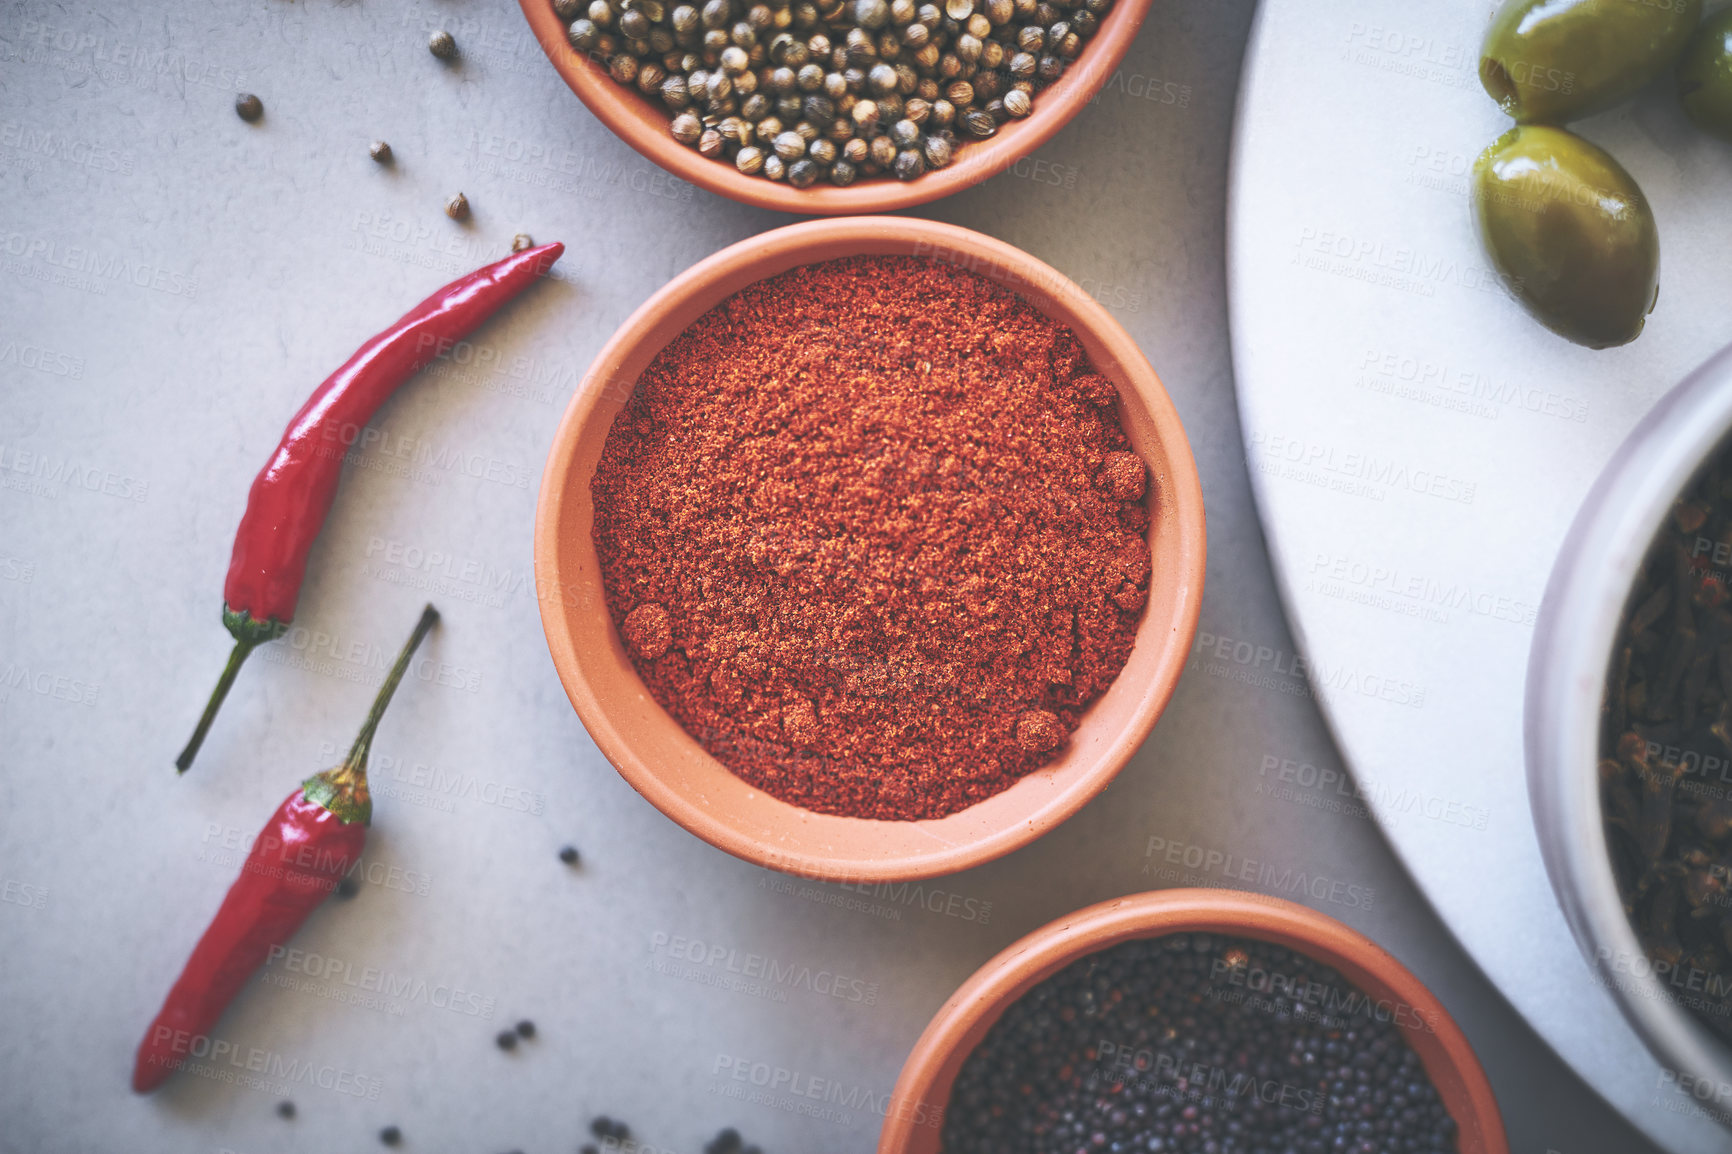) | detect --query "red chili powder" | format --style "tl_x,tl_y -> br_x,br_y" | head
591,255 -> 1151,821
